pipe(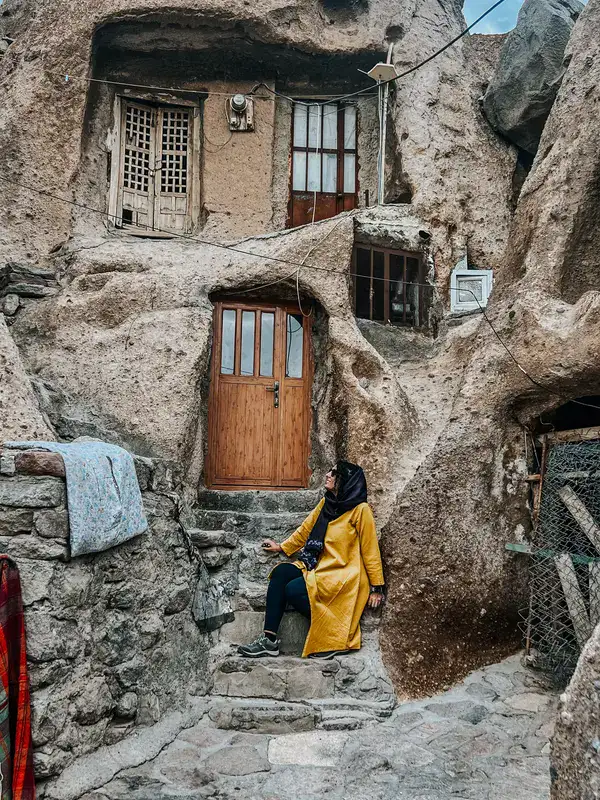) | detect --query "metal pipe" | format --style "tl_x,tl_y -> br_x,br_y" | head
378,43 -> 395,205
